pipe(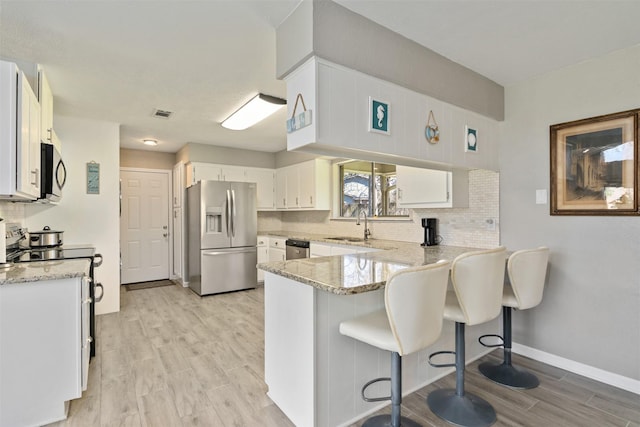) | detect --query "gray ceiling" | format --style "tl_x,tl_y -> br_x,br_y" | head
1,0 -> 639,155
